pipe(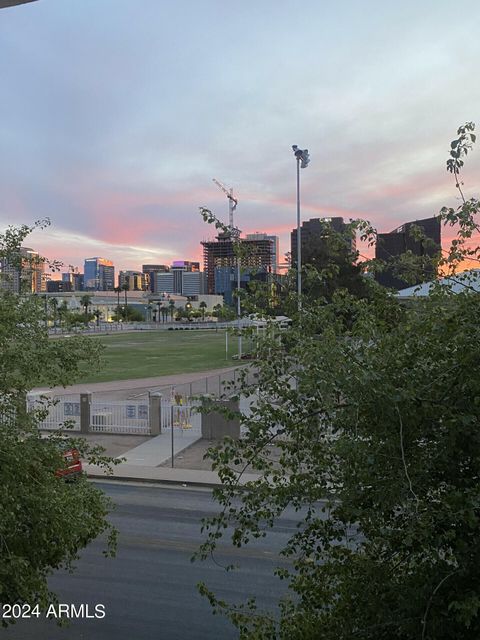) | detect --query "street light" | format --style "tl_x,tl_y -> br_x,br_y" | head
292,145 -> 310,311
